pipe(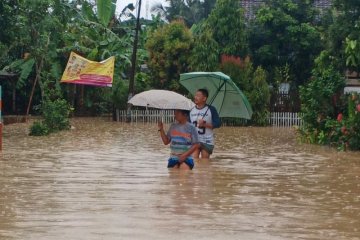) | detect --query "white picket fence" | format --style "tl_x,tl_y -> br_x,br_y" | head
268,112 -> 303,127
116,109 -> 175,123
115,109 -> 303,127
